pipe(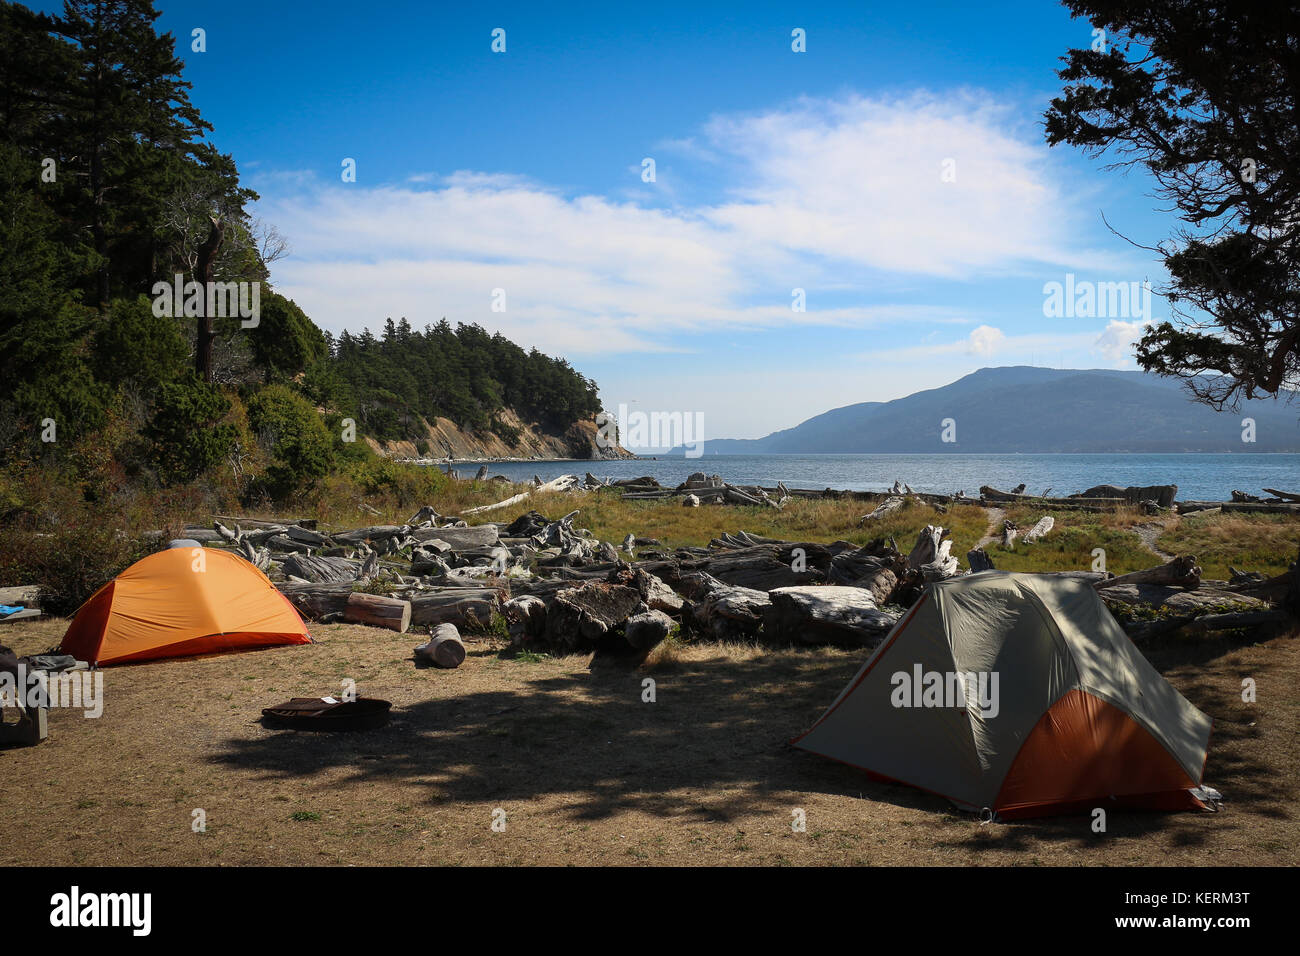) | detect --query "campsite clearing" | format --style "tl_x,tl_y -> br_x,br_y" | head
1,616 -> 1295,866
